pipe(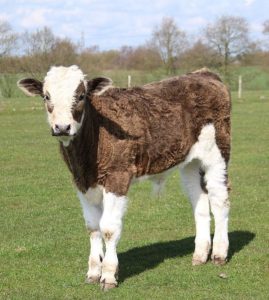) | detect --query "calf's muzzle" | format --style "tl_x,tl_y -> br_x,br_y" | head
52,124 -> 71,136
